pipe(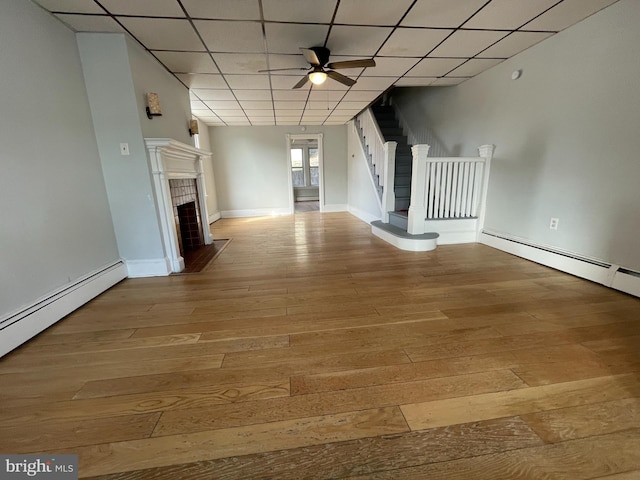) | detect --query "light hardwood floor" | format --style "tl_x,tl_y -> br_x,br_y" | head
1,212 -> 639,479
